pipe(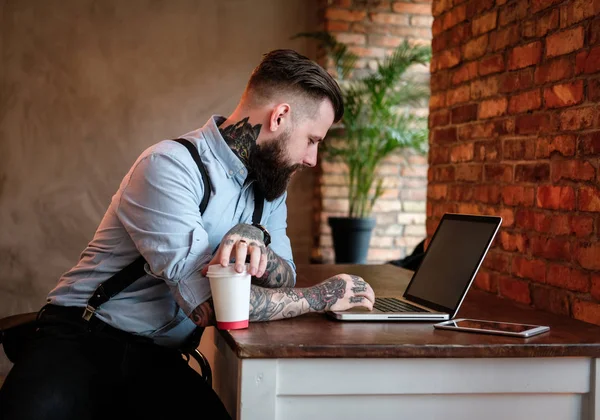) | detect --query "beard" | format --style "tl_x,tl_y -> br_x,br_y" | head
248,130 -> 302,202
